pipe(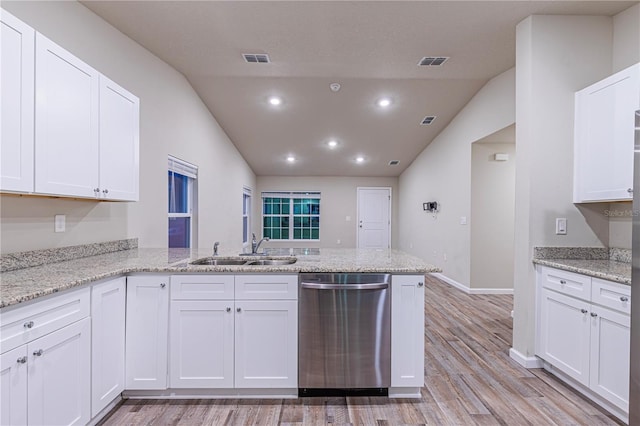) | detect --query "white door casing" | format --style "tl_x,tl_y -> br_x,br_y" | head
357,187 -> 391,249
